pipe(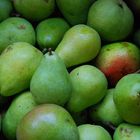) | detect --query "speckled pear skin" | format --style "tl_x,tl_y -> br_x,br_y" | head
0,42 -> 43,96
